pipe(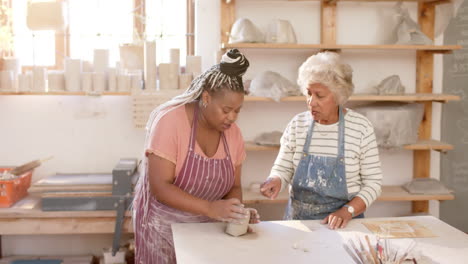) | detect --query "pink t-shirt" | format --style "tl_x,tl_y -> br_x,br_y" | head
146,104 -> 246,176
